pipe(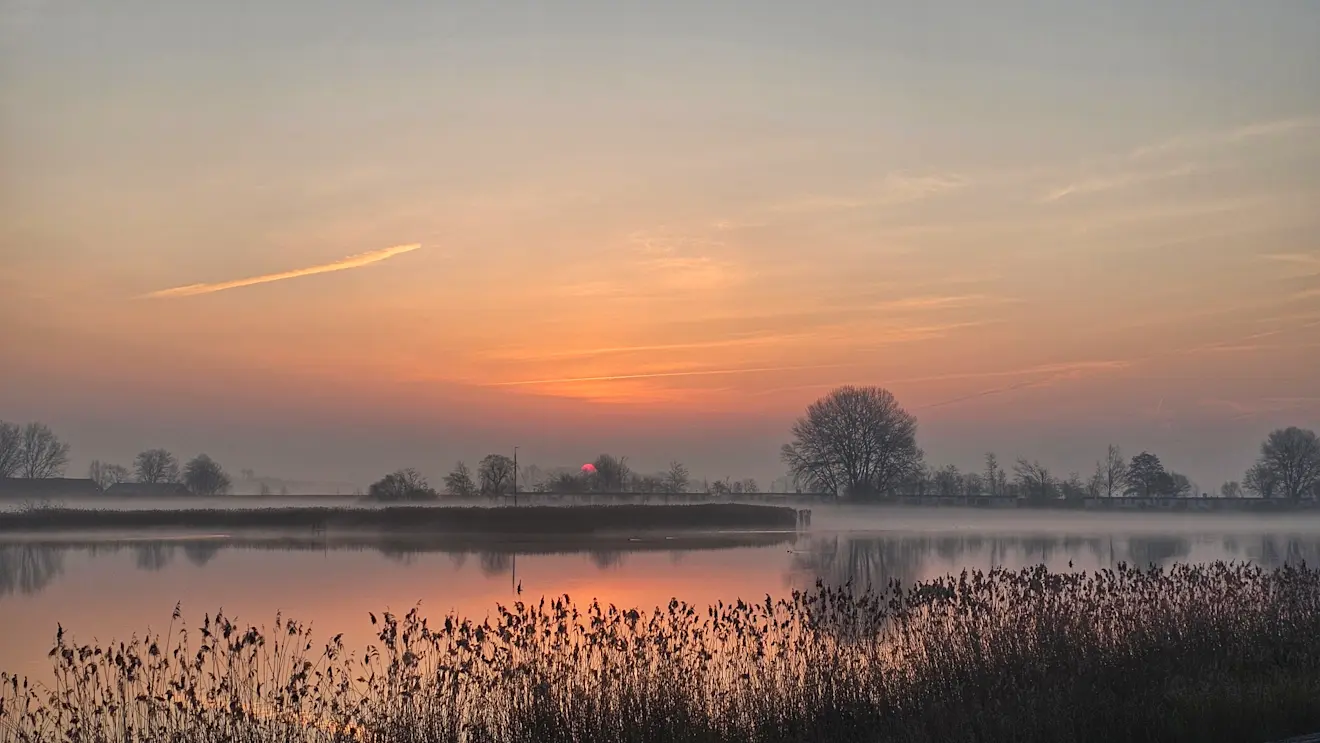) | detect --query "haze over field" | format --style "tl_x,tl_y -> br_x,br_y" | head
2,1 -> 1318,488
